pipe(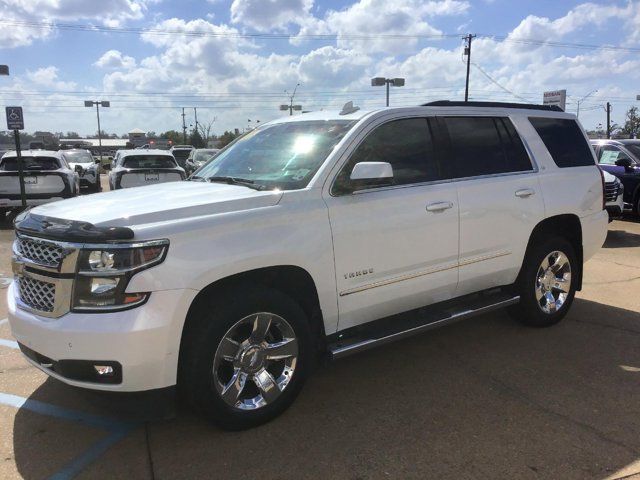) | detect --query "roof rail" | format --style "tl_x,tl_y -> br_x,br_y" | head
421,100 -> 564,112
